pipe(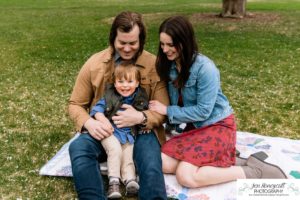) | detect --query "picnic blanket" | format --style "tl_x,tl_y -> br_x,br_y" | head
39,131 -> 300,200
